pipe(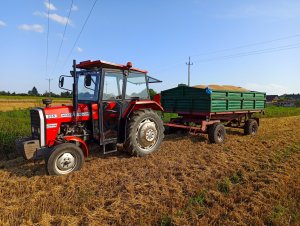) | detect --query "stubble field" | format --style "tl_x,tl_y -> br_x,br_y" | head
0,112 -> 299,225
